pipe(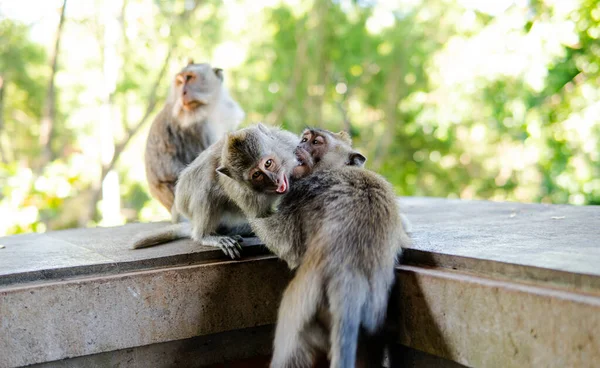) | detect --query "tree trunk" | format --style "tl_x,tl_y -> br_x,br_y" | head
267,18 -> 308,126
0,75 -> 6,163
372,64 -> 404,170
306,0 -> 329,127
39,0 -> 67,166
